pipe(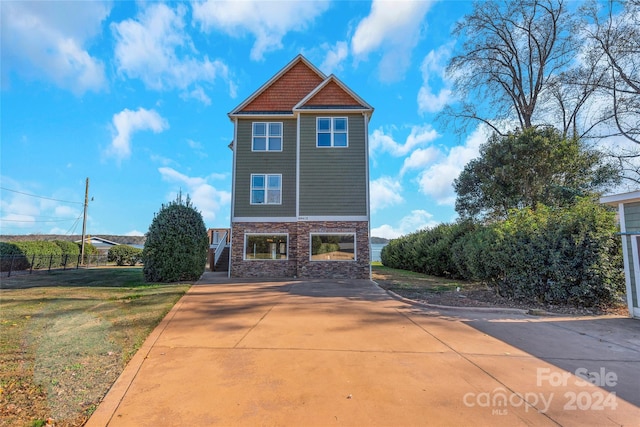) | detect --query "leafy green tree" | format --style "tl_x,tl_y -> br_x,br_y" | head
142,193 -> 209,282
454,127 -> 620,221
